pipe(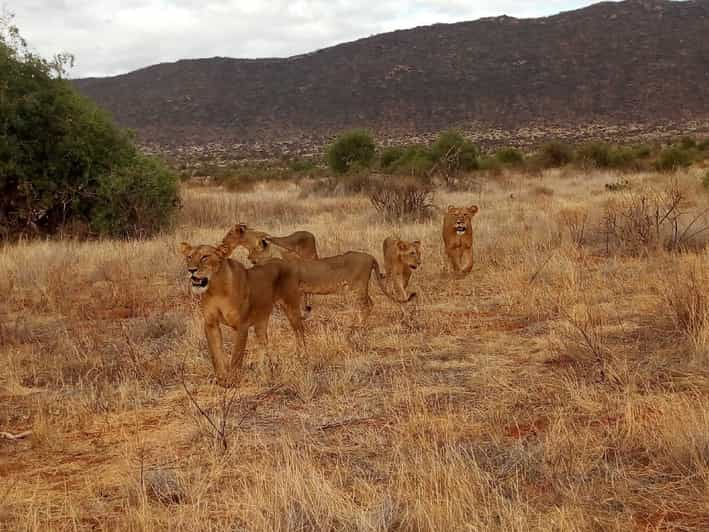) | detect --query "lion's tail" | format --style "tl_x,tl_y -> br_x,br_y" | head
371,260 -> 416,303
